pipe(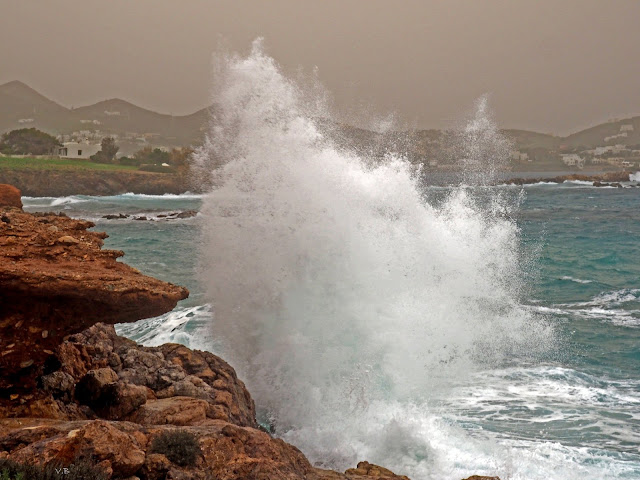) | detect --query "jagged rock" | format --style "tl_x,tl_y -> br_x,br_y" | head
174,210 -> 198,219
40,371 -> 75,400
75,369 -> 147,420
56,235 -> 80,245
0,204 -> 189,394
344,461 -> 410,479
75,368 -> 120,405
142,453 -> 172,479
461,476 -> 501,480
0,184 -> 22,208
6,420 -> 146,478
1,323 -> 256,429
126,397 -> 209,426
